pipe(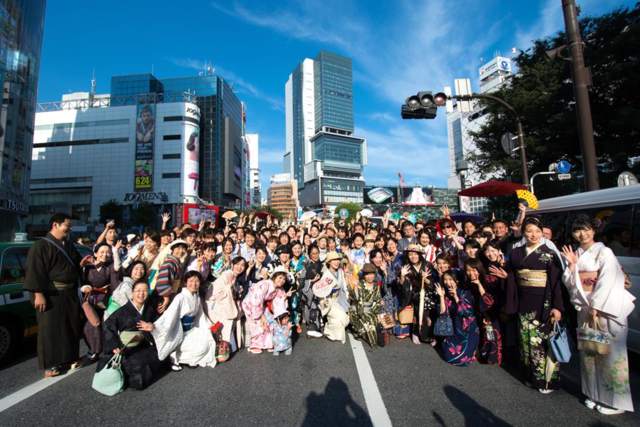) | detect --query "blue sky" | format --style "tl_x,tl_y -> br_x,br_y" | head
37,0 -> 634,195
